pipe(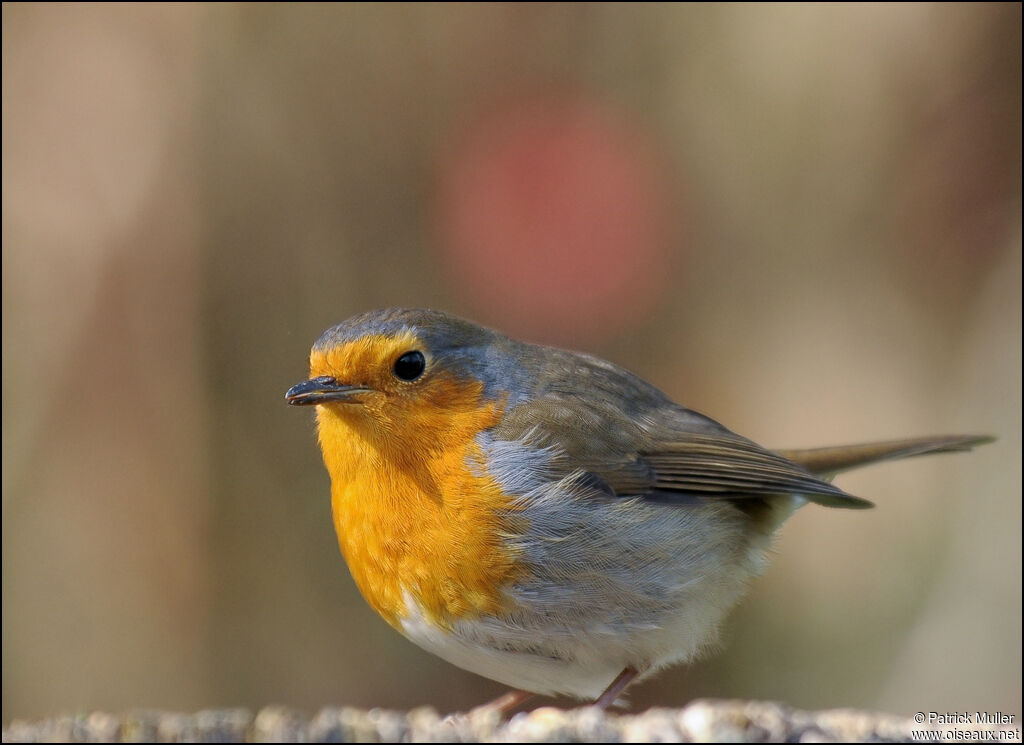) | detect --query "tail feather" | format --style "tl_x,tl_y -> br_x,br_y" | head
776,435 -> 995,479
